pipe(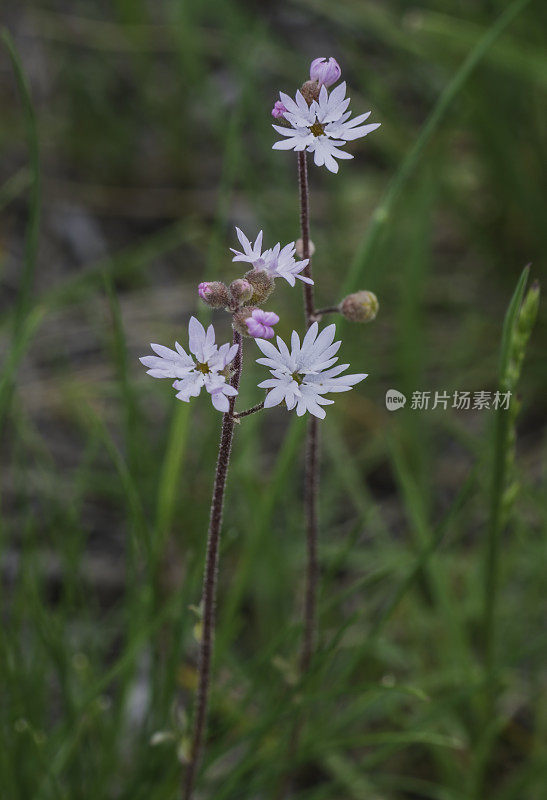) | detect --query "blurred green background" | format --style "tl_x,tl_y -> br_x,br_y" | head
1,0 -> 546,798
